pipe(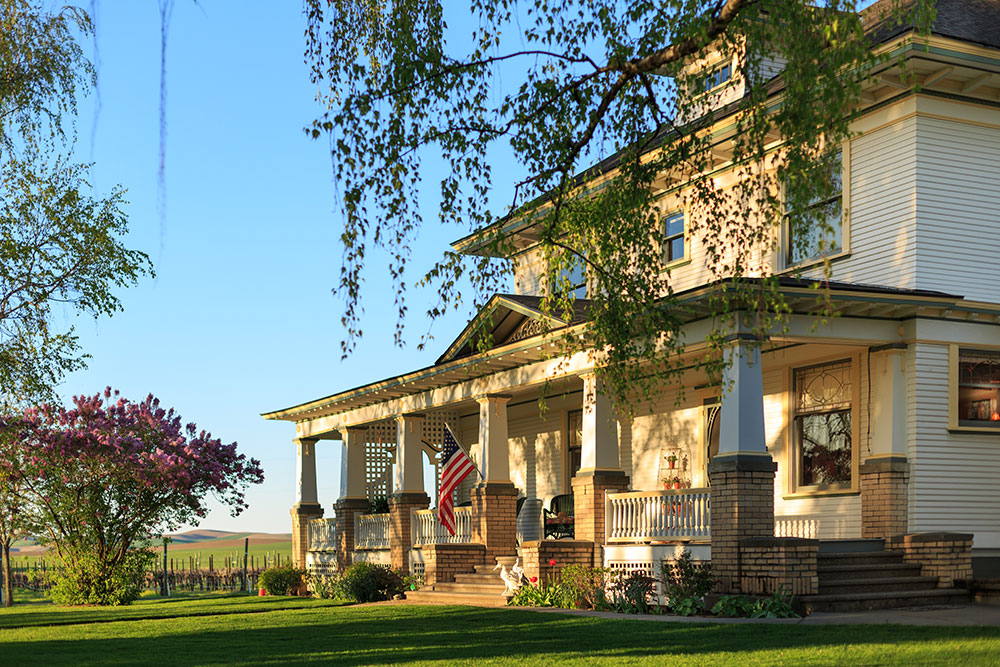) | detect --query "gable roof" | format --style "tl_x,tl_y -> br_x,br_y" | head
437,294 -> 591,363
